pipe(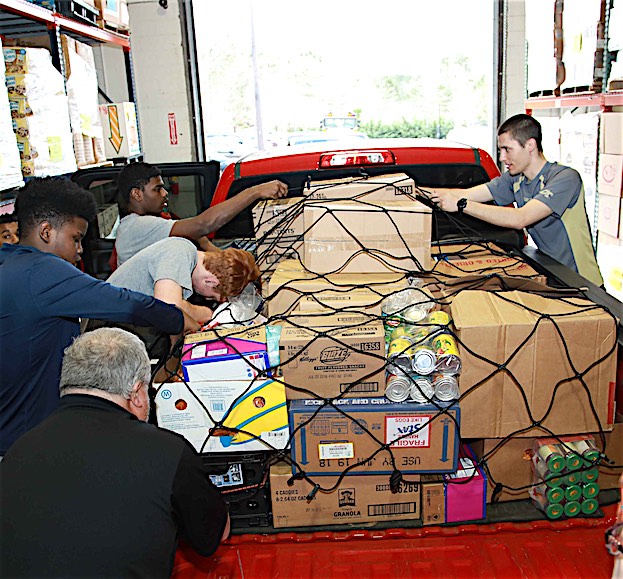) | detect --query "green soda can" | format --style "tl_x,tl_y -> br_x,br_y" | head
543,486 -> 565,504
537,444 -> 566,473
571,439 -> 601,466
564,501 -> 581,517
580,498 -> 599,515
564,485 -> 583,502
563,472 -> 580,486
561,445 -> 583,471
535,459 -> 564,487
582,482 -> 600,499
581,468 -> 599,484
